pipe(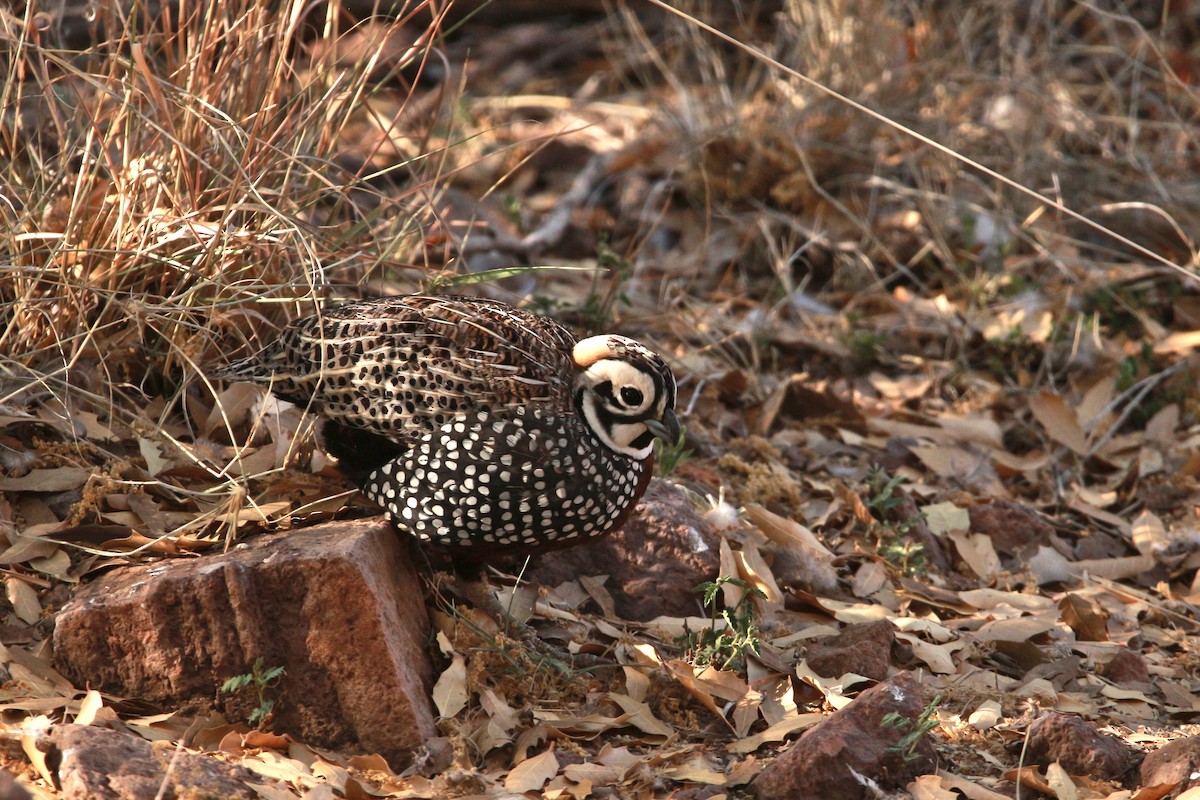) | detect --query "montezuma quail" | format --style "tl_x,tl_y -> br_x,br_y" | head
220,295 -> 680,555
